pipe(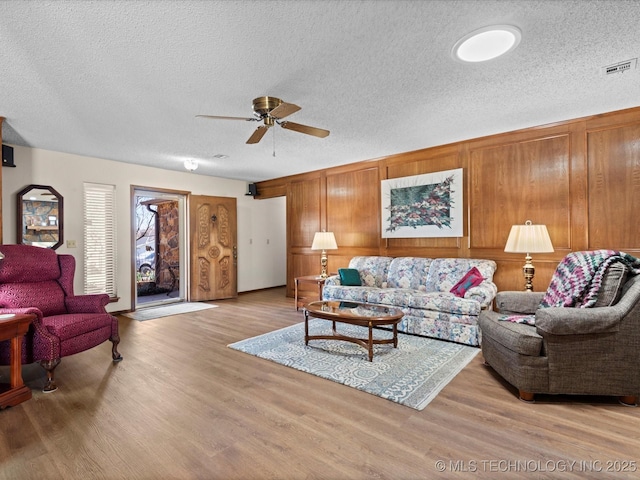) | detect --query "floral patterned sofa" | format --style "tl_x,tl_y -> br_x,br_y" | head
322,256 -> 498,346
